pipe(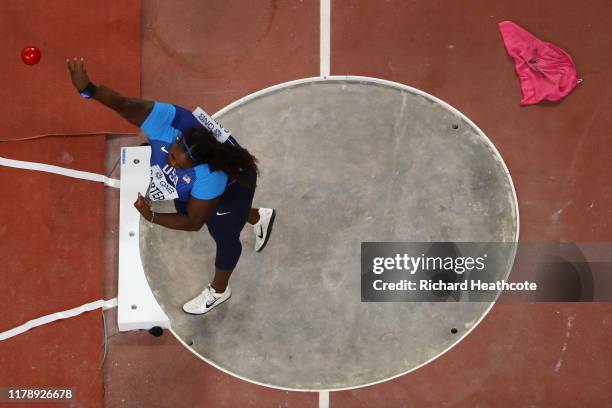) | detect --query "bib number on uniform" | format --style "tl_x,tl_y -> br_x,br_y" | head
192,107 -> 232,143
146,164 -> 178,201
